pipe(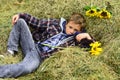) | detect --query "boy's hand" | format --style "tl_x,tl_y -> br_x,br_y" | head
75,33 -> 92,42
12,14 -> 19,25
